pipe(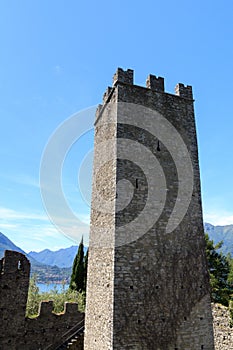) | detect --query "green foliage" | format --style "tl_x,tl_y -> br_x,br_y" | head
26,274 -> 41,317
26,239 -> 89,318
229,300 -> 233,327
227,254 -> 233,286
69,237 -> 88,293
26,276 -> 86,318
84,248 -> 88,292
205,234 -> 233,306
